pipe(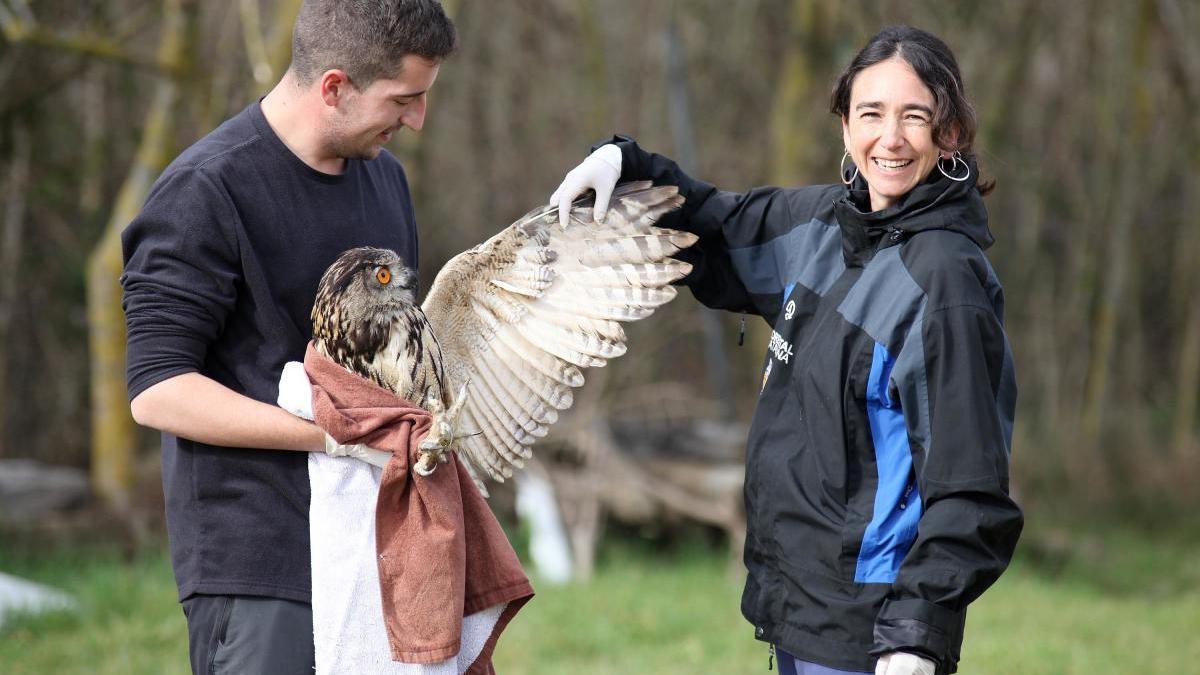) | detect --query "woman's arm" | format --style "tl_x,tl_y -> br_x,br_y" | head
553,136 -> 827,318
874,301 -> 1023,669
